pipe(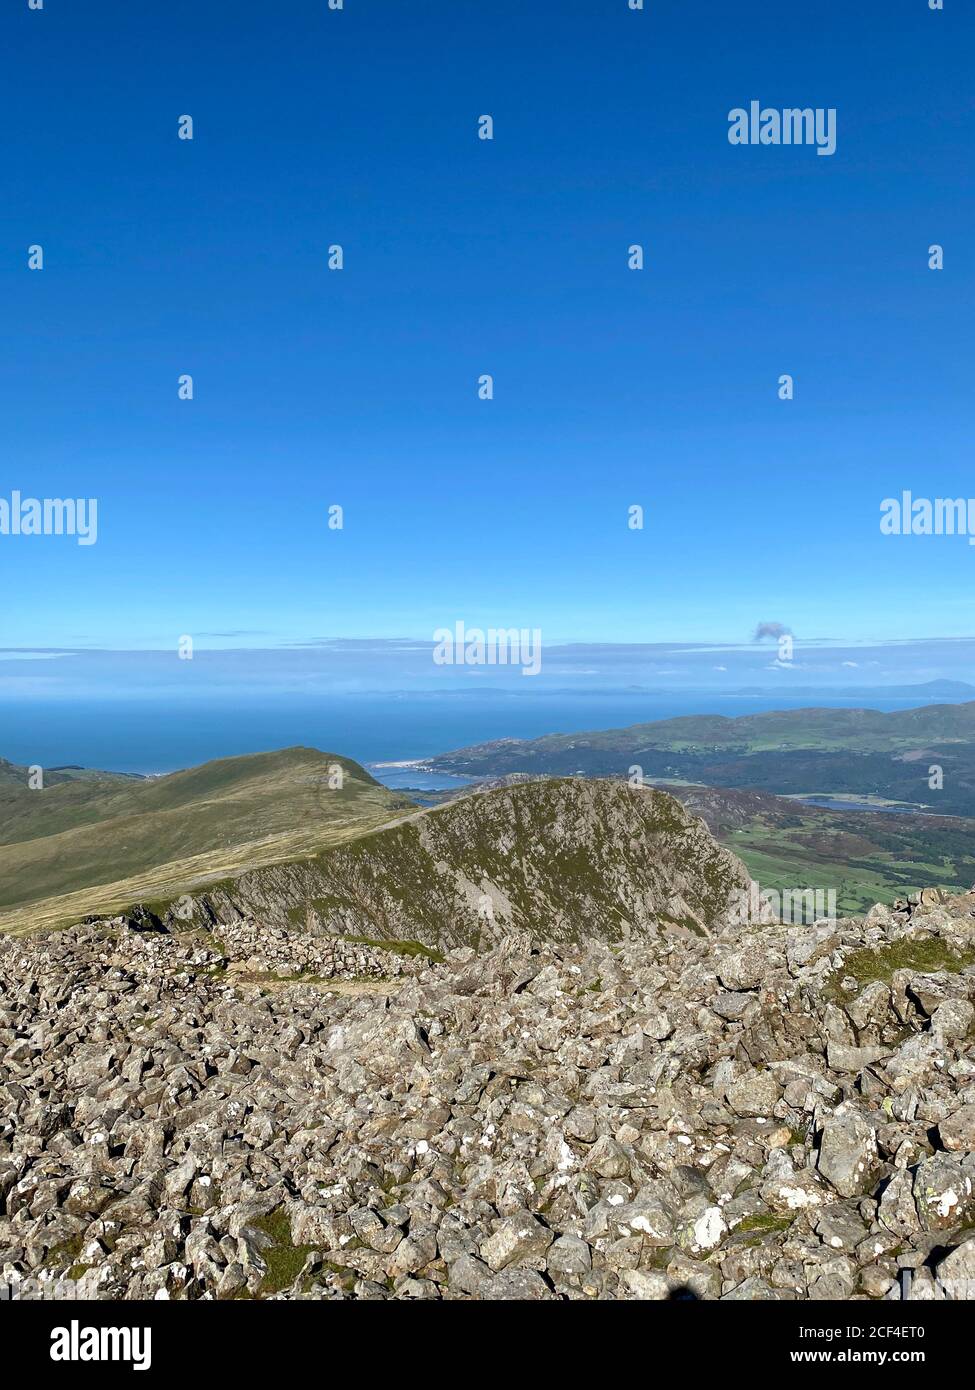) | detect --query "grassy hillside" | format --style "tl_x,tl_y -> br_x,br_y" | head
6,716 -> 973,938
0,756 -> 140,791
0,747 -> 414,932
0,774 -> 755,947
426,701 -> 975,814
